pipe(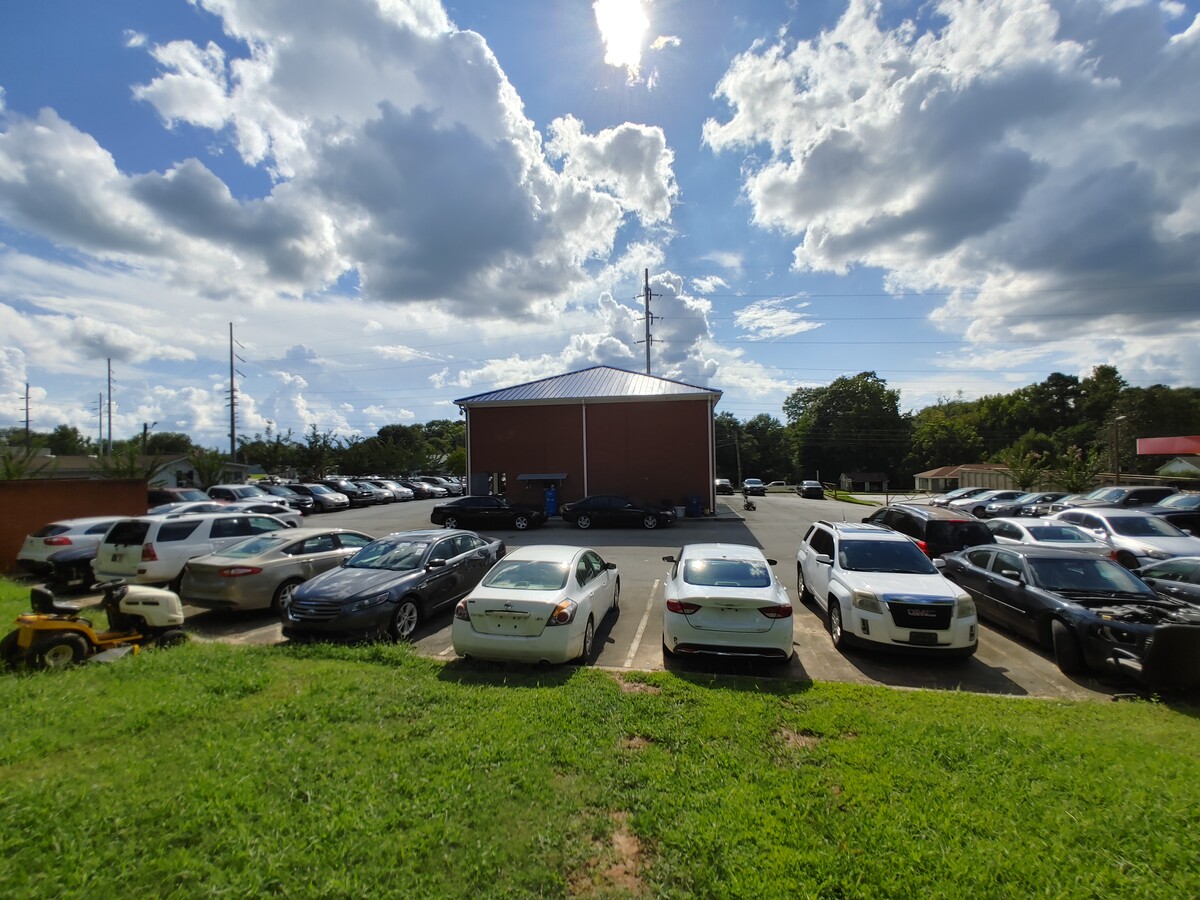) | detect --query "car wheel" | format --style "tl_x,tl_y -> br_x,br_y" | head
576,514 -> 592,530
272,578 -> 303,613
796,566 -> 814,605
442,515 -> 458,530
32,633 -> 90,669
972,506 -> 986,517
576,615 -> 595,663
1115,551 -> 1138,570
828,601 -> 848,651
1051,619 -> 1086,675
155,629 -> 188,649
390,597 -> 421,641
513,515 -> 530,530
610,577 -> 621,615
642,515 -> 659,529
